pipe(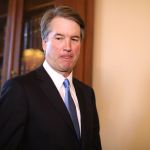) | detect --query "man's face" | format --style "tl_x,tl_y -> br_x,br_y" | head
42,17 -> 81,77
